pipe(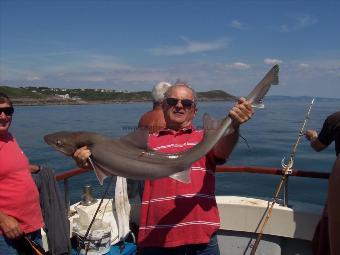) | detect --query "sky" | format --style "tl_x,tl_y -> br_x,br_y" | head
1,0 -> 340,98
